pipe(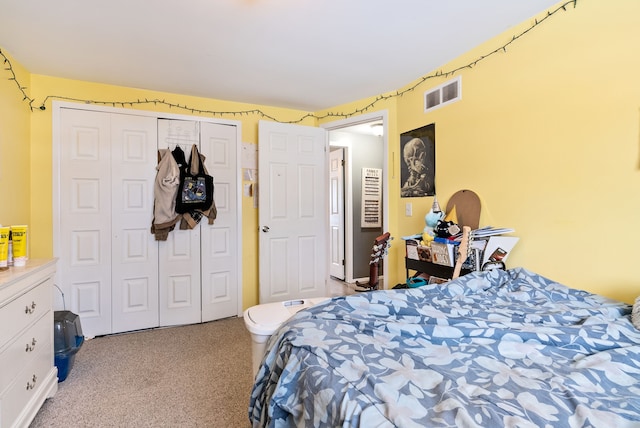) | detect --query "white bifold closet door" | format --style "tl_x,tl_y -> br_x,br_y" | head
59,109 -> 159,336
157,119 -> 239,326
157,119 -> 201,327
59,109 -> 240,338
199,122 -> 239,322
